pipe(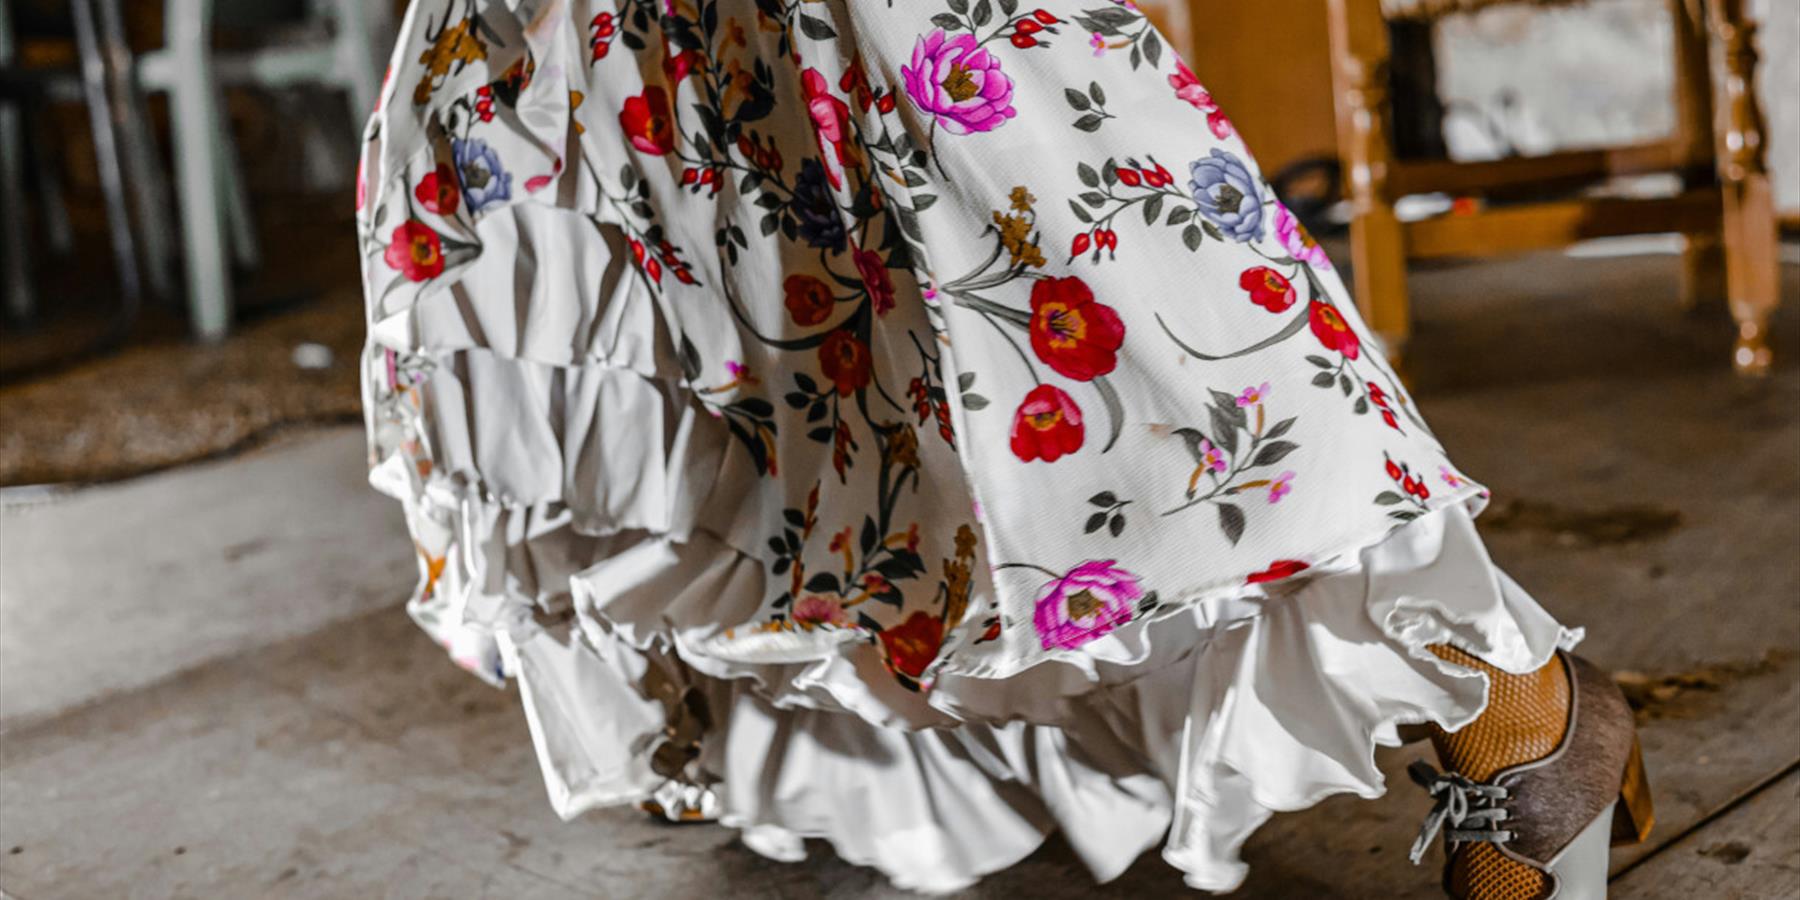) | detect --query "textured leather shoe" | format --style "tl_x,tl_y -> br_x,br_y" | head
1409,649 -> 1654,900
